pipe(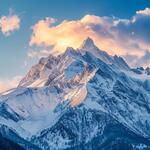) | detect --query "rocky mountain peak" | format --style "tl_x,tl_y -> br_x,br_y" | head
80,37 -> 96,50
